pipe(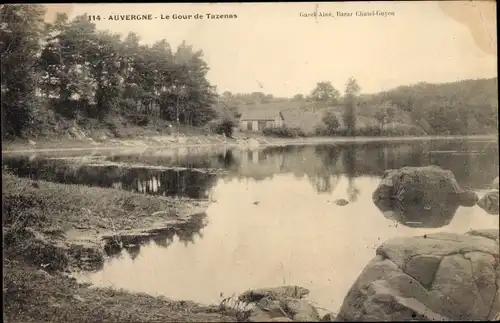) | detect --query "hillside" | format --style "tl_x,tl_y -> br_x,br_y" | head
219,77 -> 498,136
362,77 -> 498,135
